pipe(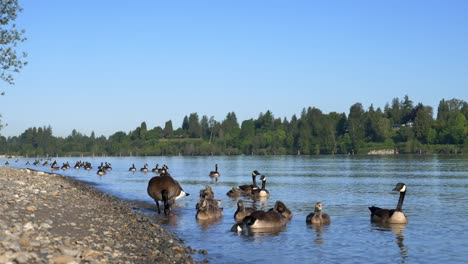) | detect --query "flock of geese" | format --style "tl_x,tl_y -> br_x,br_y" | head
14,159 -> 408,232
145,164 -> 408,232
